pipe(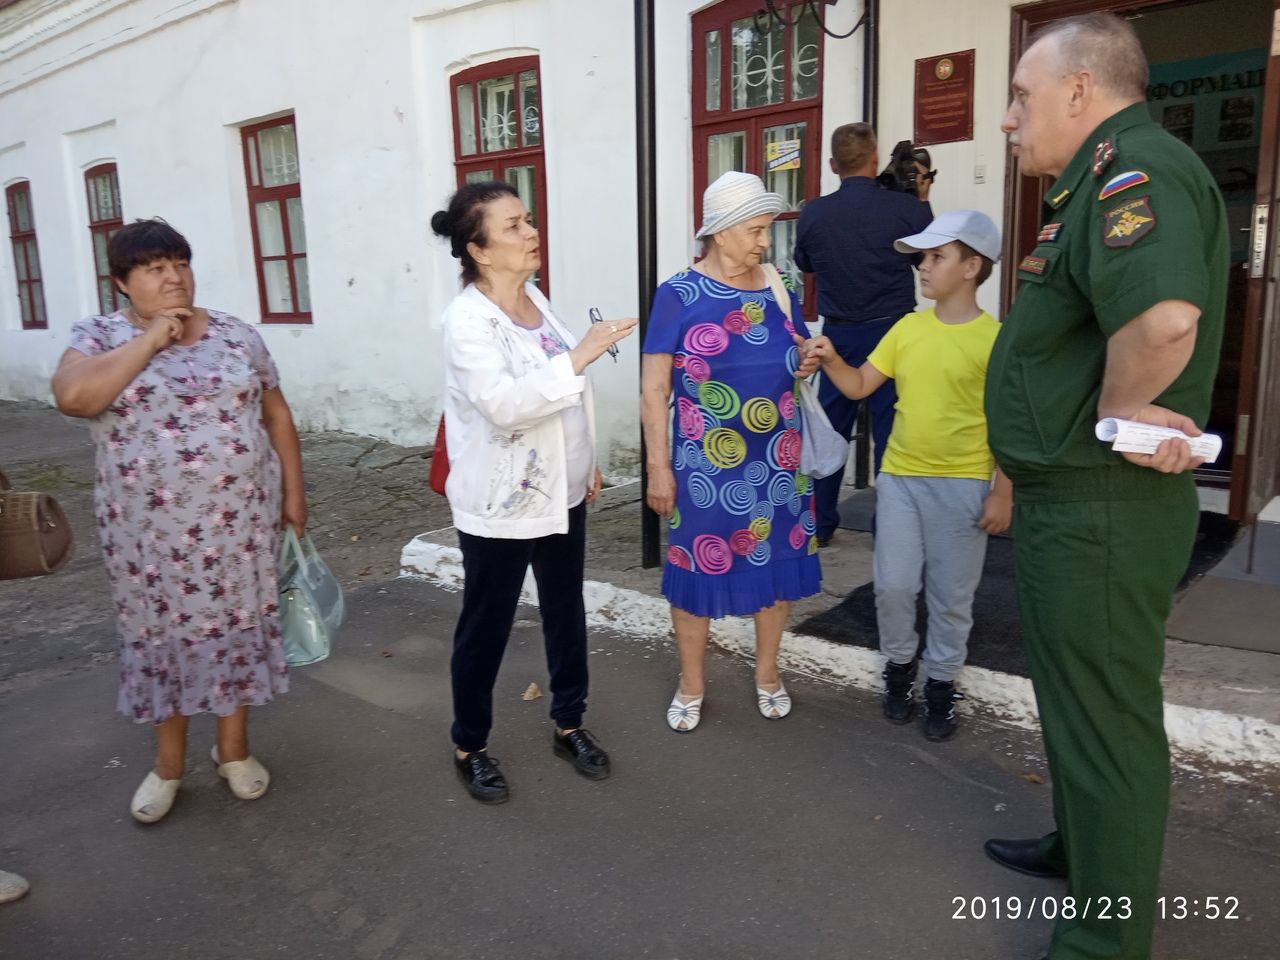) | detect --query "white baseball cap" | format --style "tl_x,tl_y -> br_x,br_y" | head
696,171 -> 787,239
894,209 -> 1002,262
